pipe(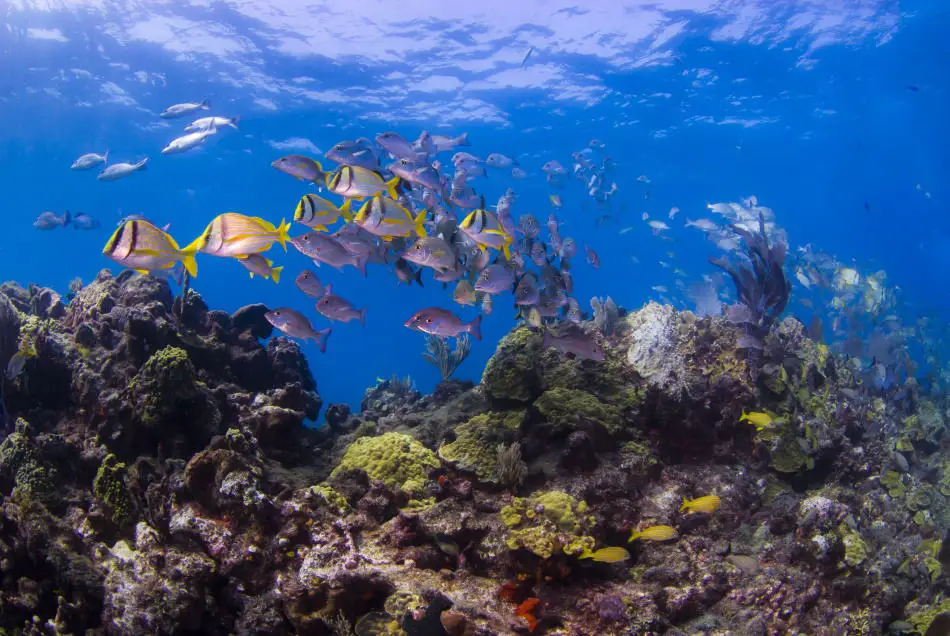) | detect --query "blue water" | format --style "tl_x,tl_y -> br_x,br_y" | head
1,1 -> 946,411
